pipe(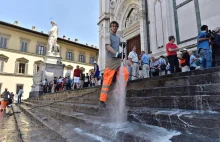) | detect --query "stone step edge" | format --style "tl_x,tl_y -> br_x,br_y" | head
10,105 -> 23,142
23,100 -> 220,142
16,104 -> 66,142
22,101 -> 106,117
129,66 -> 220,83
21,102 -> 179,142
127,109 -> 220,138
